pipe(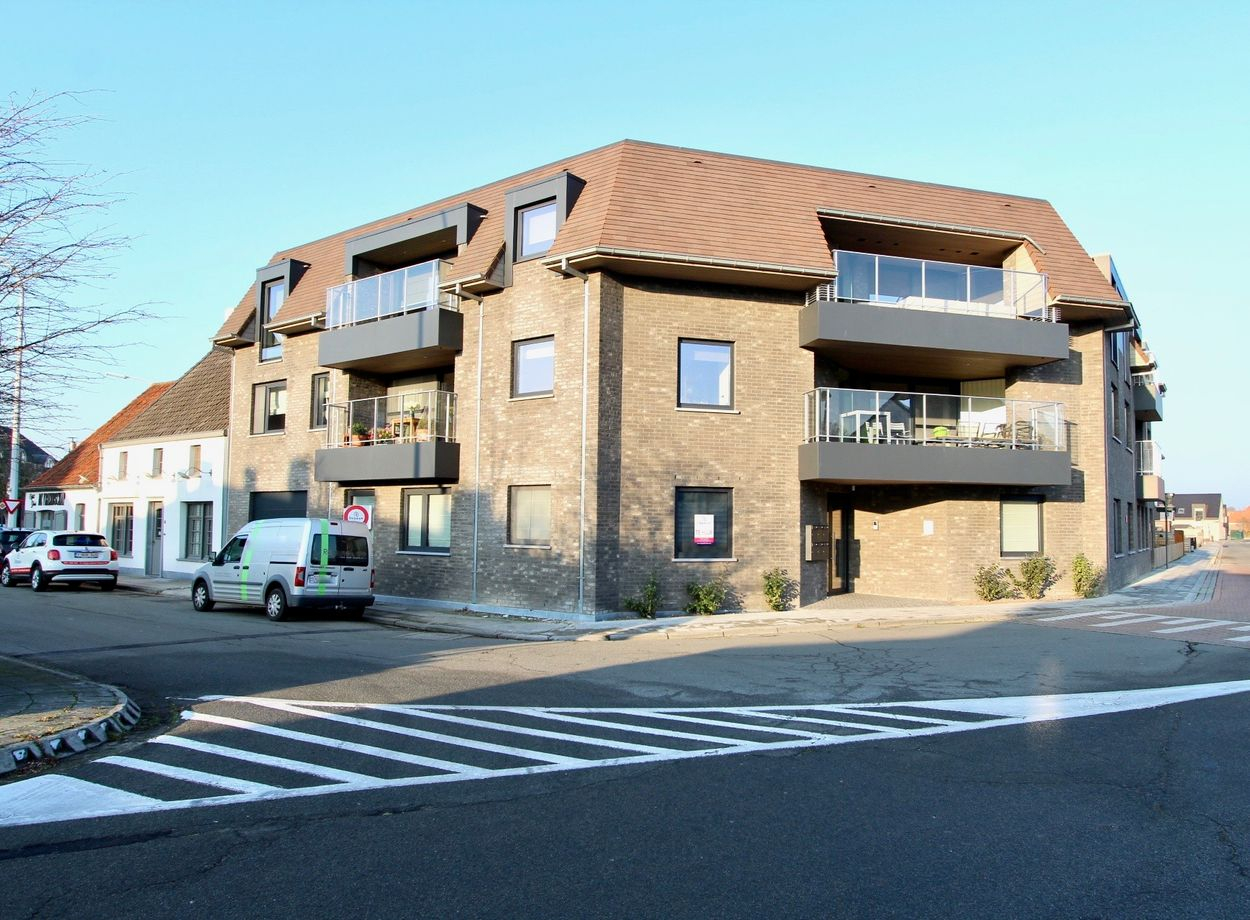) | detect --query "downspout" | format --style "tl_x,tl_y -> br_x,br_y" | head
223,351 -> 236,550
456,284 -> 485,605
559,258 -> 590,616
